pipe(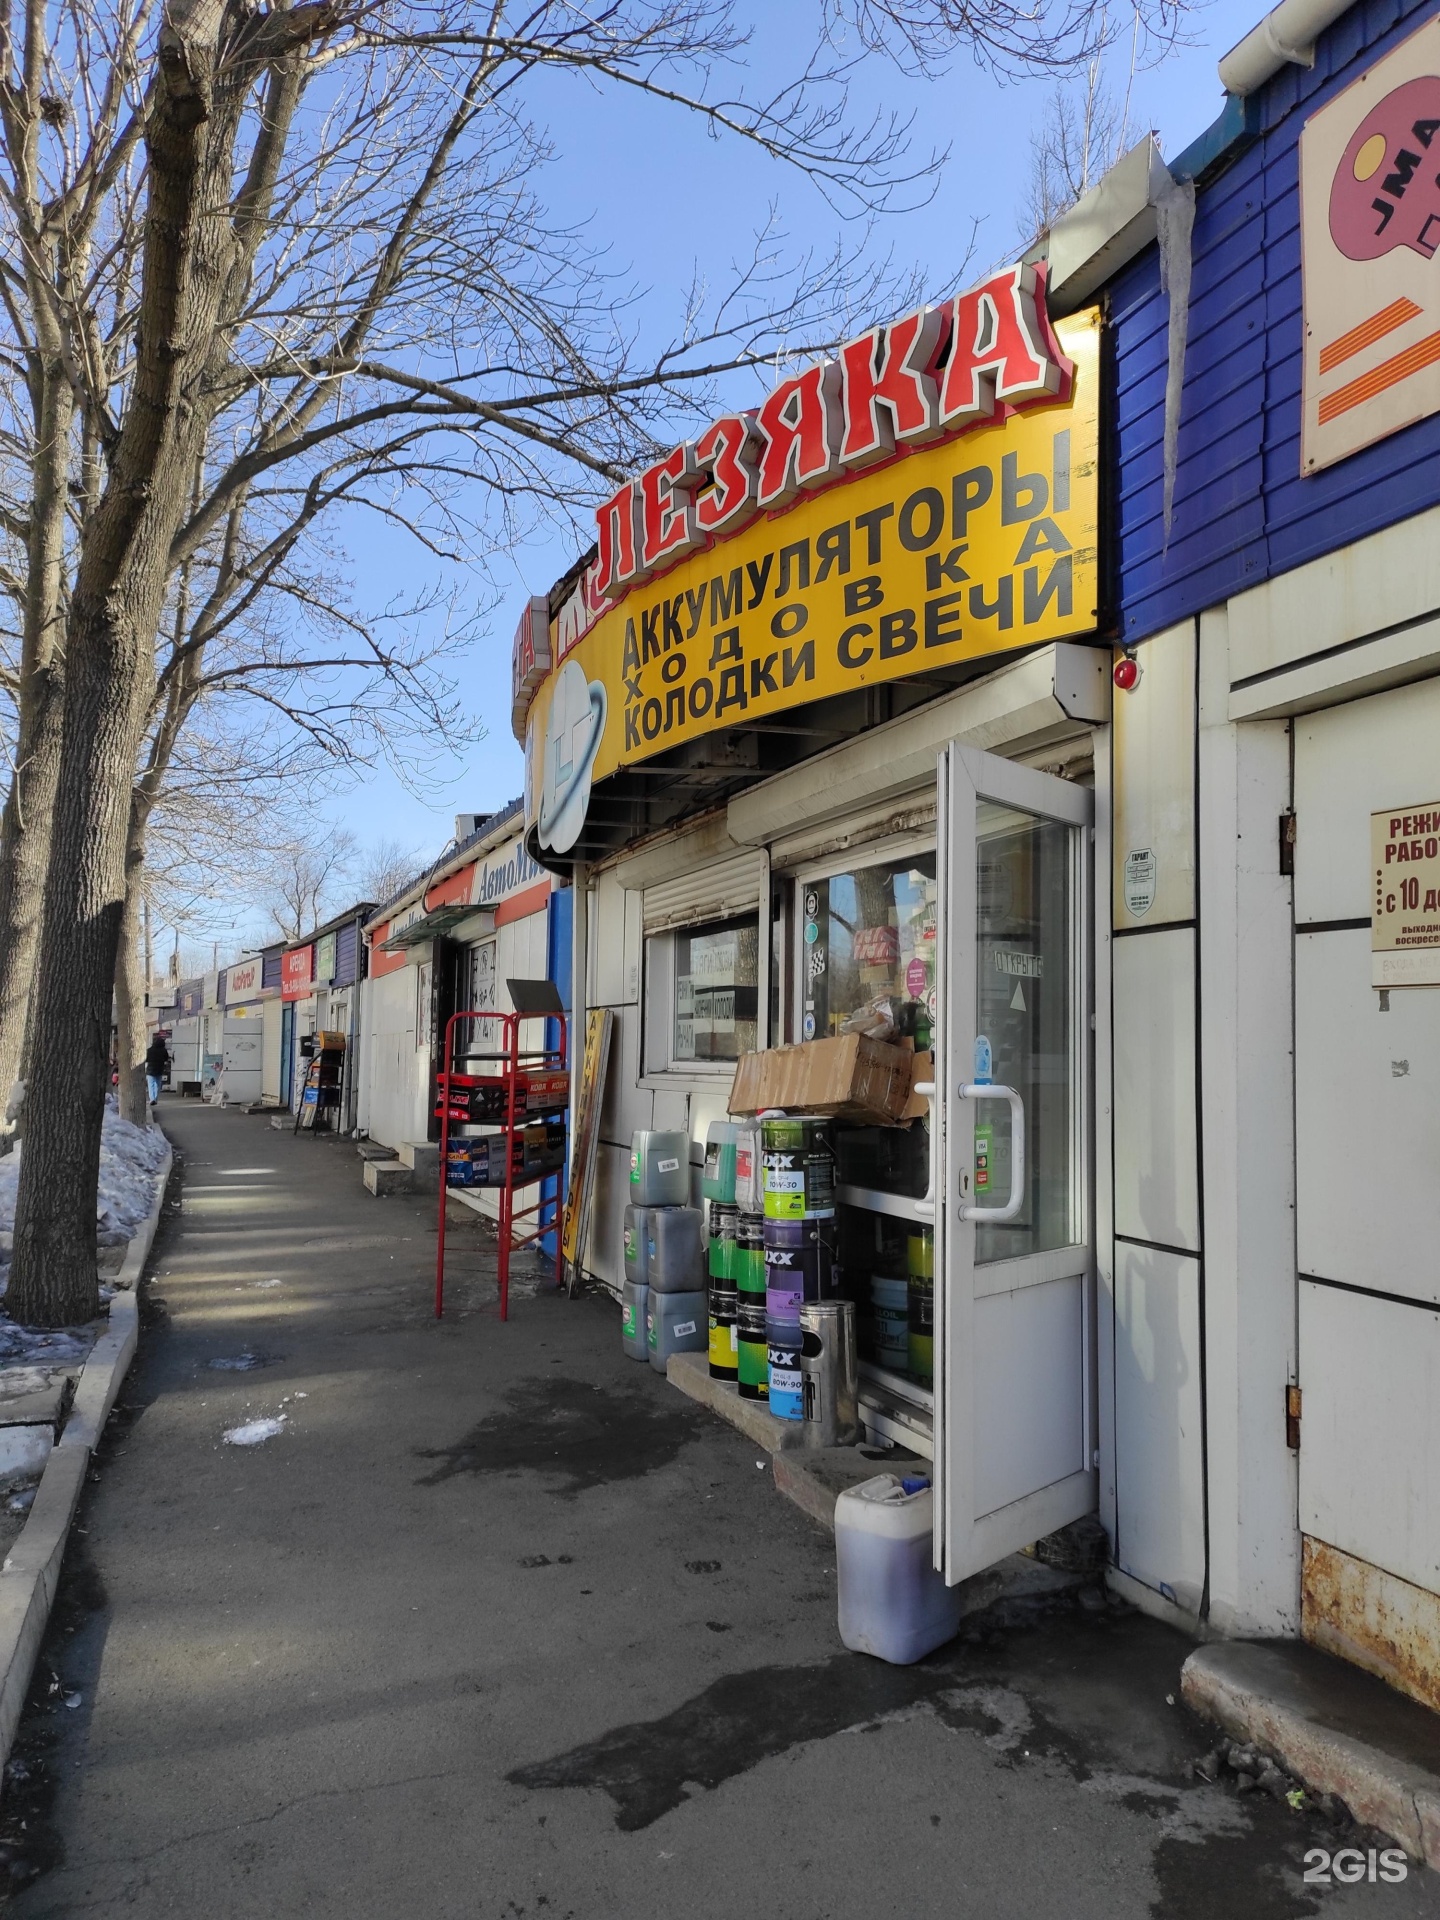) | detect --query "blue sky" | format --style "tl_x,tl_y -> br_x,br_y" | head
325,0 -> 1263,864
